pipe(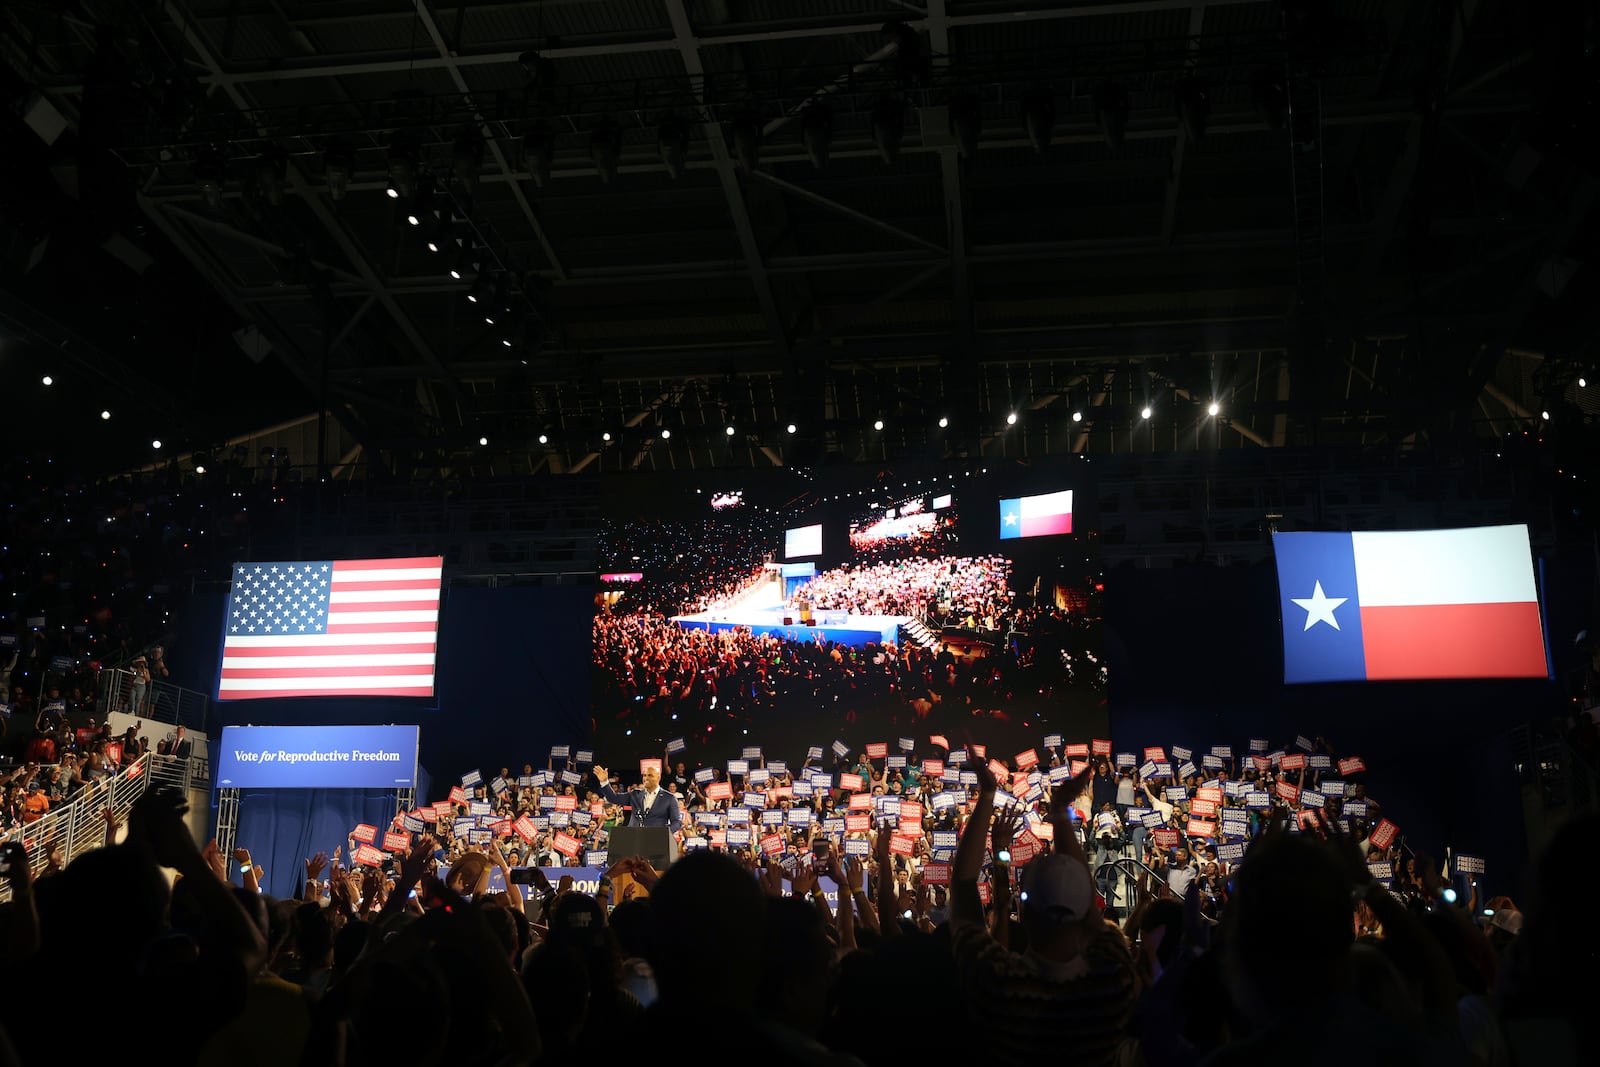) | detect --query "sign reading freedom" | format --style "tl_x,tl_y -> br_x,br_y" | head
215,724 -> 419,788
